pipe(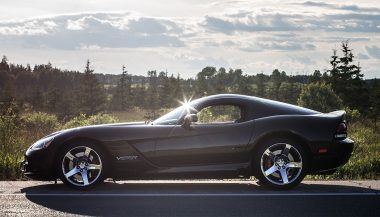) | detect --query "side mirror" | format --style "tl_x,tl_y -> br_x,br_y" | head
182,114 -> 198,129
